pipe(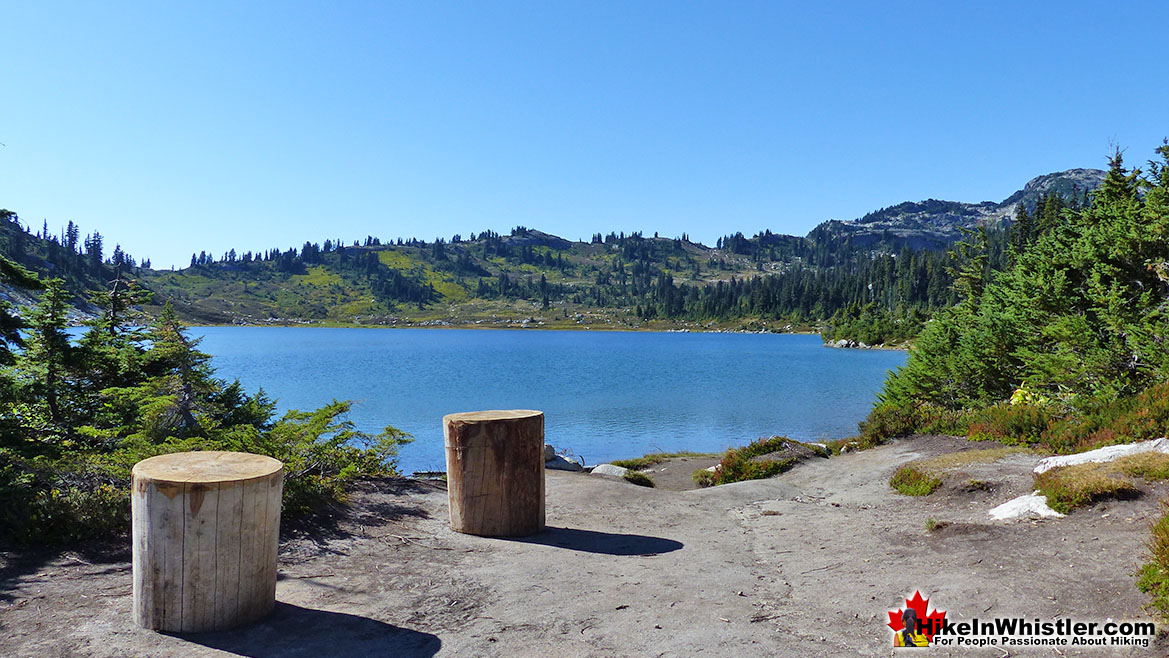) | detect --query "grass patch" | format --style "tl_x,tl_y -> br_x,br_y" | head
1034,462 -> 1140,514
622,471 -> 655,487
889,448 -> 1027,496
1137,500 -> 1169,619
610,451 -> 718,470
890,465 -> 942,496
1033,453 -> 1169,515
1117,452 -> 1169,481
917,447 -> 1031,470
